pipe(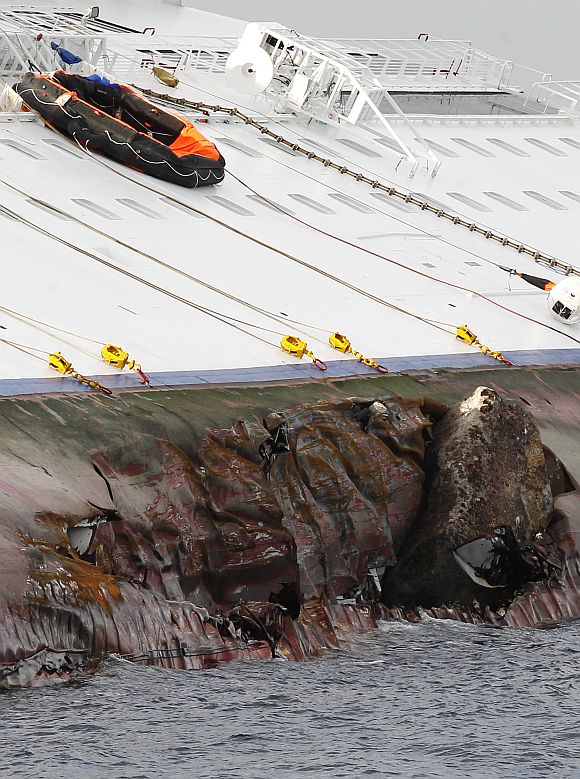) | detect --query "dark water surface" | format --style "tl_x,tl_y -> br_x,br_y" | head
2,619 -> 580,778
